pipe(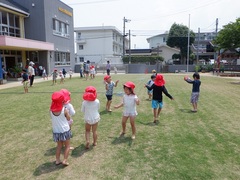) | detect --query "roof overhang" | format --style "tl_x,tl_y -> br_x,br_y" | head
0,36 -> 54,51
0,2 -> 29,16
